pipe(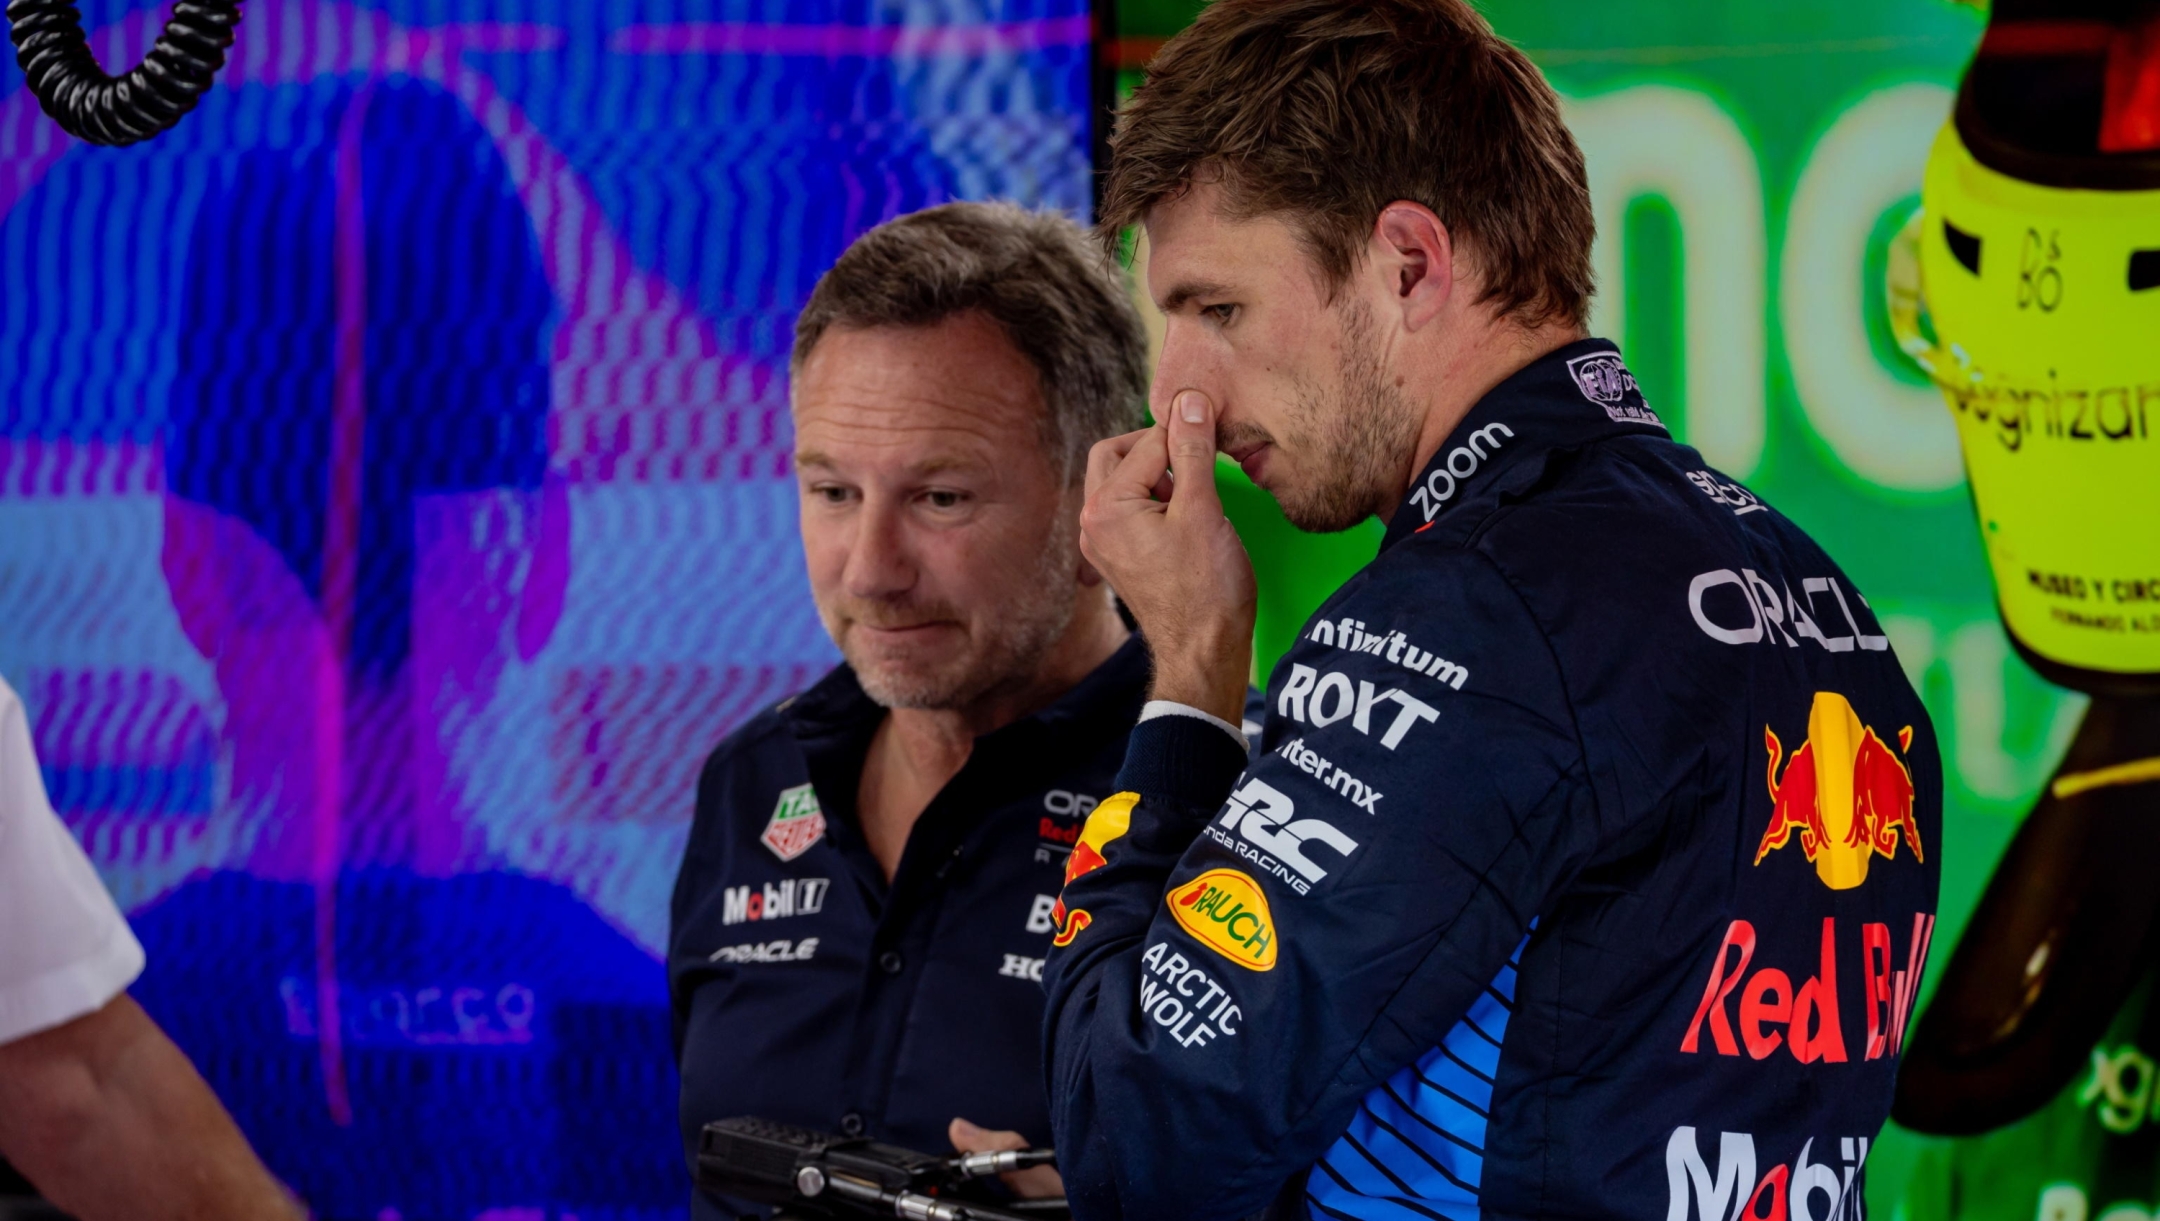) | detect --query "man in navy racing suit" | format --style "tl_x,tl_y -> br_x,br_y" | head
1041,2 -> 1945,1219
